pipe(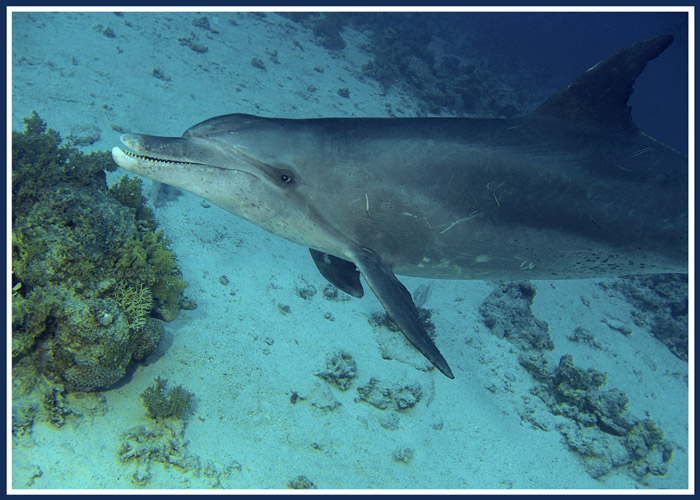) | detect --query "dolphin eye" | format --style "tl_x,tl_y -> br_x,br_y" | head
273,167 -> 296,186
